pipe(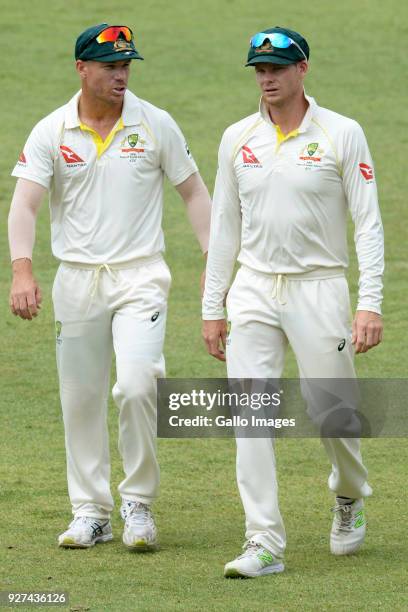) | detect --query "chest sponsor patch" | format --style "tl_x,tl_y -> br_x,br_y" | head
297,142 -> 325,168
359,162 -> 374,182
60,145 -> 86,167
242,145 -> 262,167
120,133 -> 147,160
